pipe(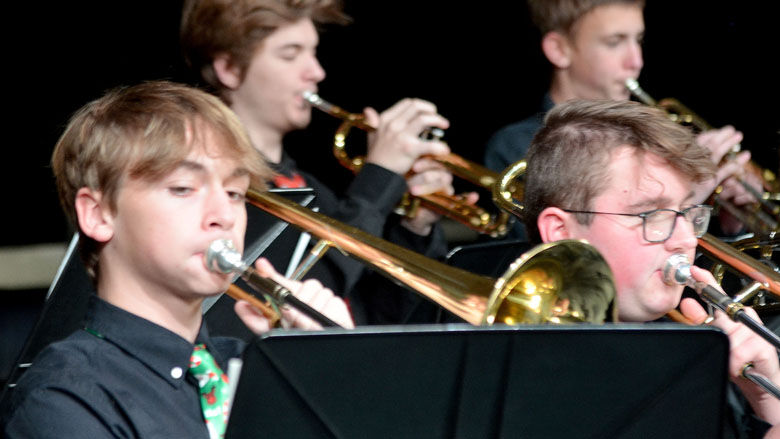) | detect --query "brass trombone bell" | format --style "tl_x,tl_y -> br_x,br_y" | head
246,189 -> 618,325
302,91 -> 515,237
